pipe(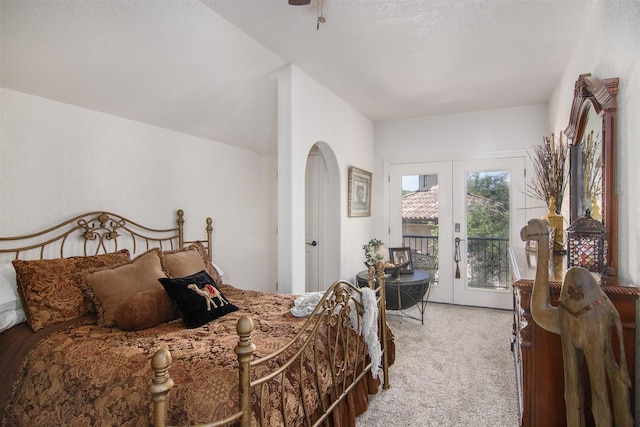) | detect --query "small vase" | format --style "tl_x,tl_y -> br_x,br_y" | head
545,203 -> 565,255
